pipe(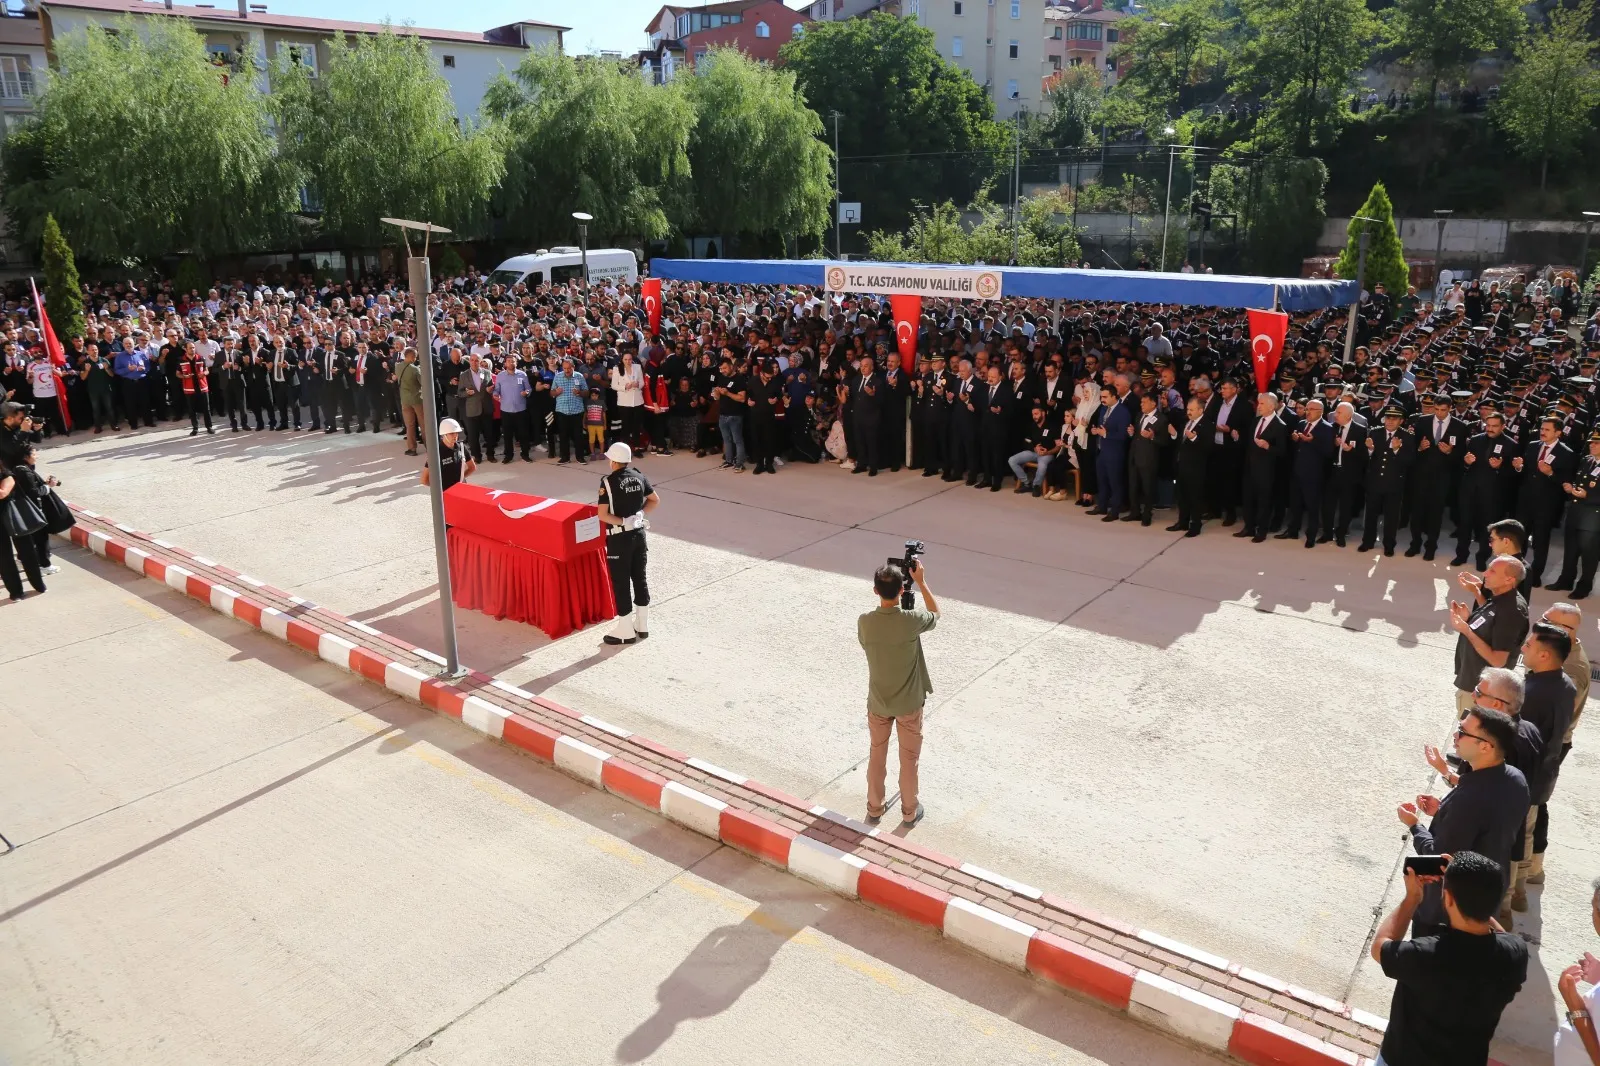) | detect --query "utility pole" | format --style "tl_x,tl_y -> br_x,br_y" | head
573,211 -> 592,285
1581,210 -> 1600,283
1343,215 -> 1377,365
1011,107 -> 1024,265
831,110 -> 843,260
